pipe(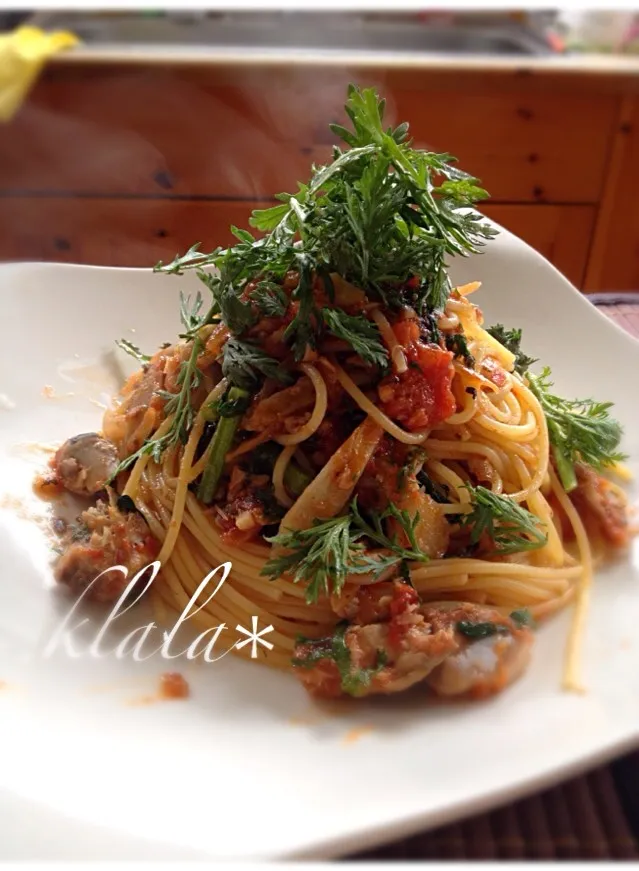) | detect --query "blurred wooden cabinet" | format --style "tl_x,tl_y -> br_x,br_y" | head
0,59 -> 637,291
